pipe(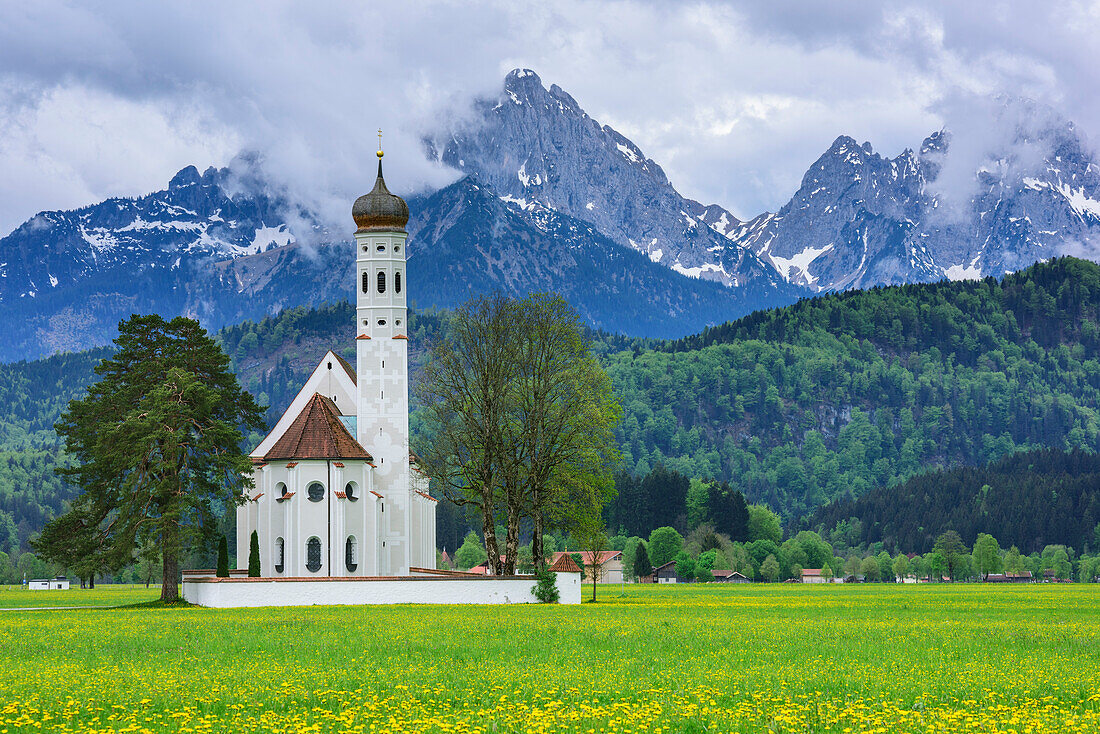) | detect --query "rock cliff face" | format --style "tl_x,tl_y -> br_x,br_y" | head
433,72 -> 1100,293
429,69 -> 787,291
4,70 -> 1100,362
